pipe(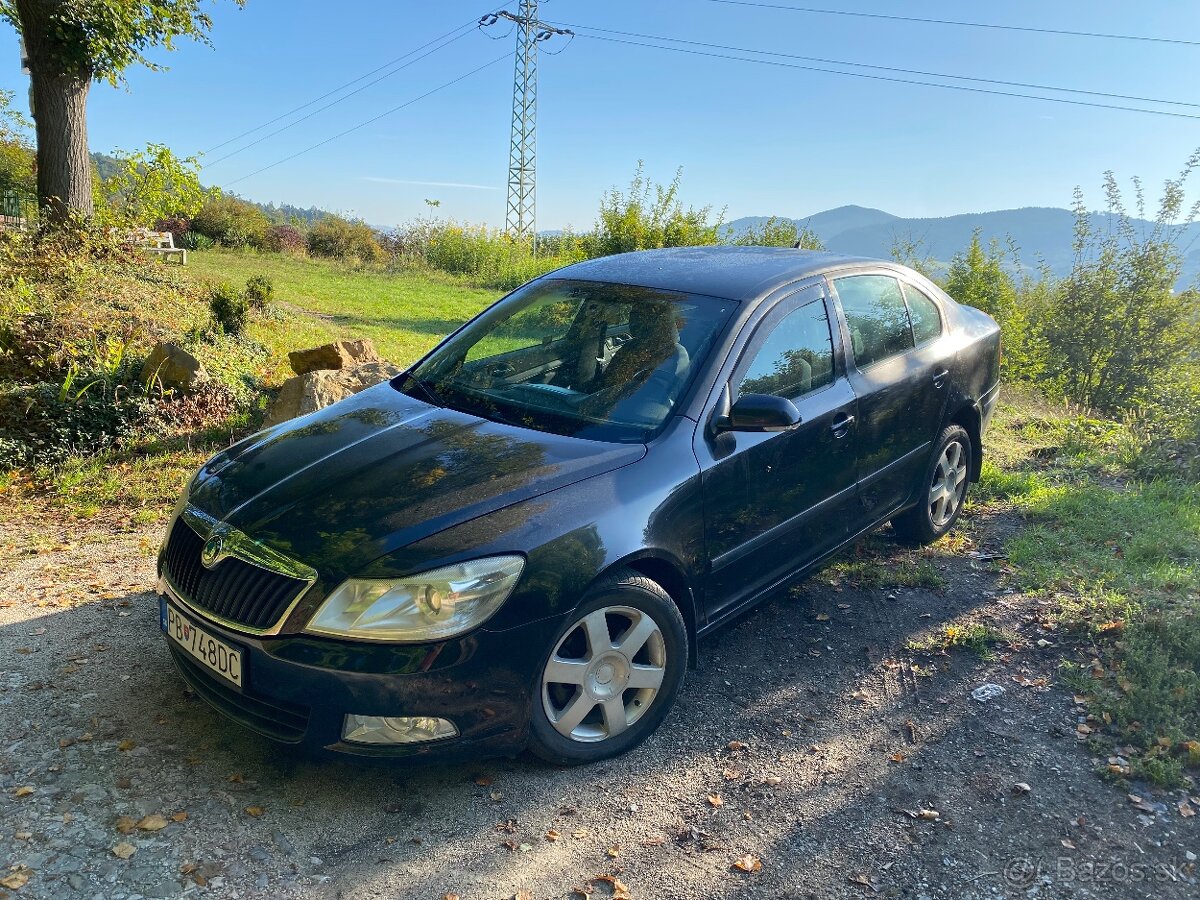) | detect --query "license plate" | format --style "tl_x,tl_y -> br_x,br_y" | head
160,598 -> 243,689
